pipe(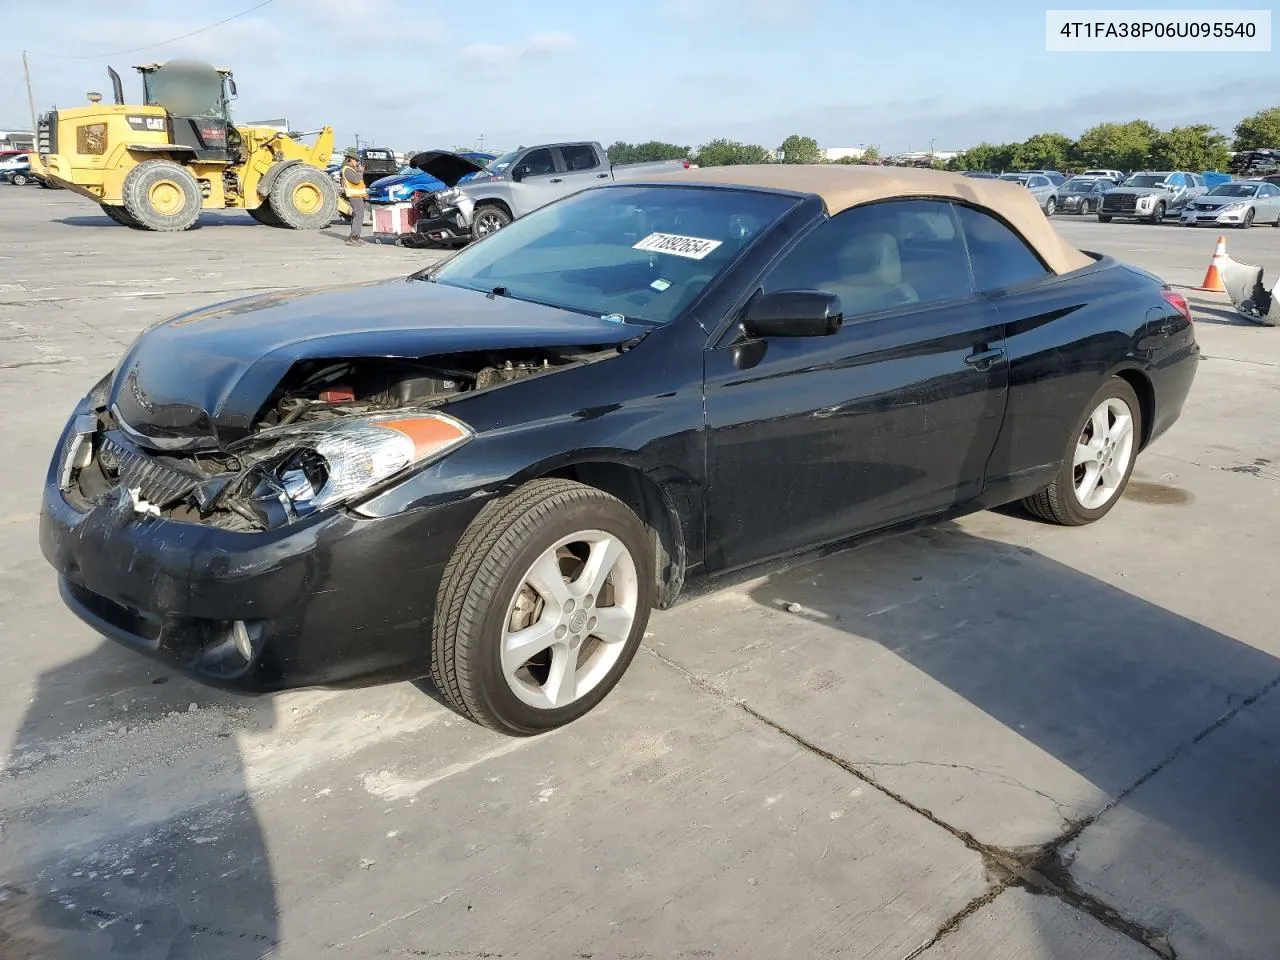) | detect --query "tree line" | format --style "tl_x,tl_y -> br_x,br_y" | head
605,106 -> 1280,172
